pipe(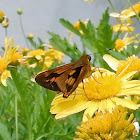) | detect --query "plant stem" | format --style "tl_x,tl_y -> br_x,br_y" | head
5,28 -> 8,37
15,94 -> 18,140
18,14 -> 30,48
108,0 -> 117,12
127,0 -> 140,22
